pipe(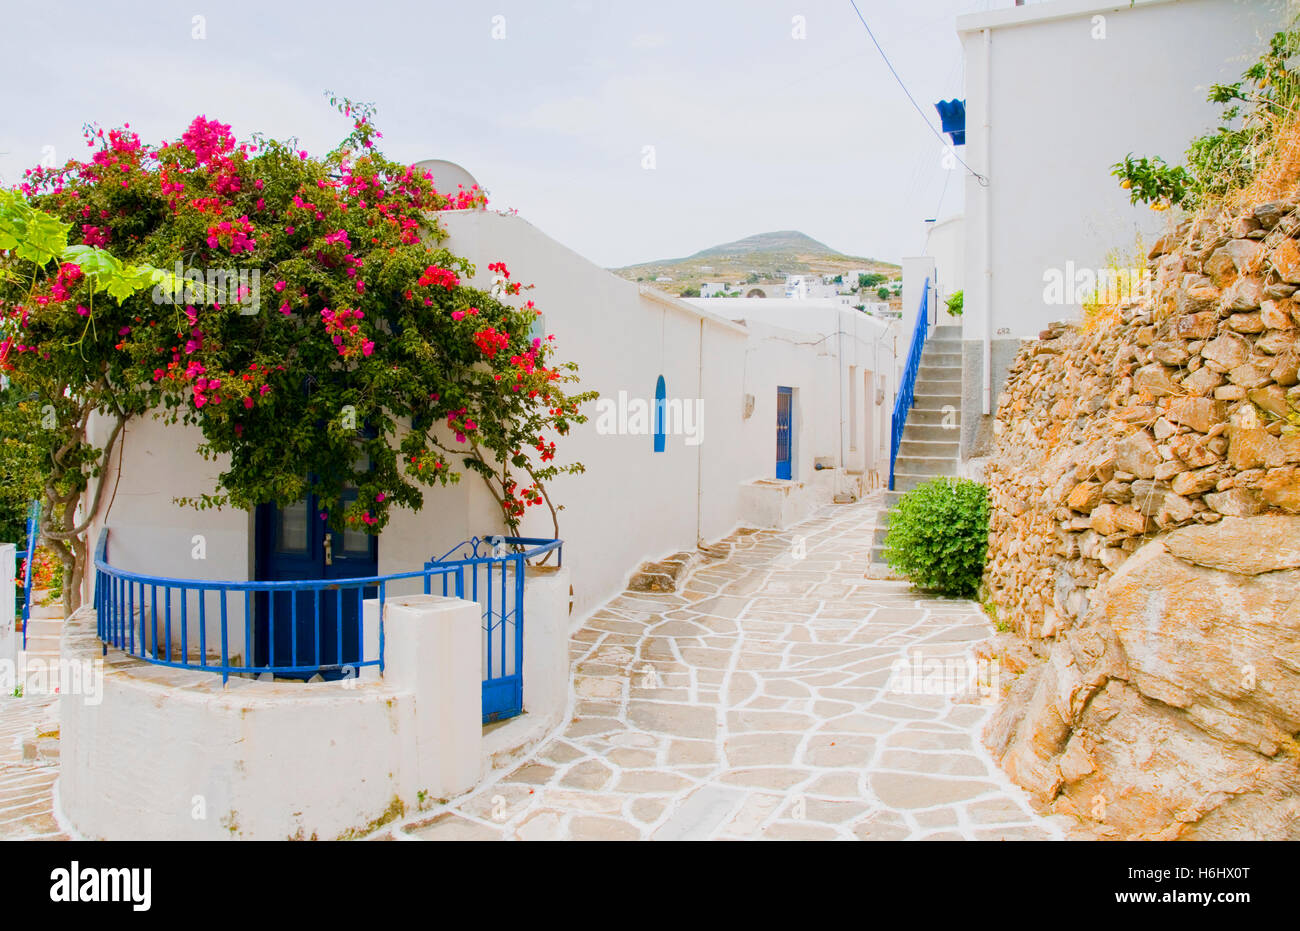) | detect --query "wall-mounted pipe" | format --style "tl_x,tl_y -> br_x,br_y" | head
982,26 -> 994,417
